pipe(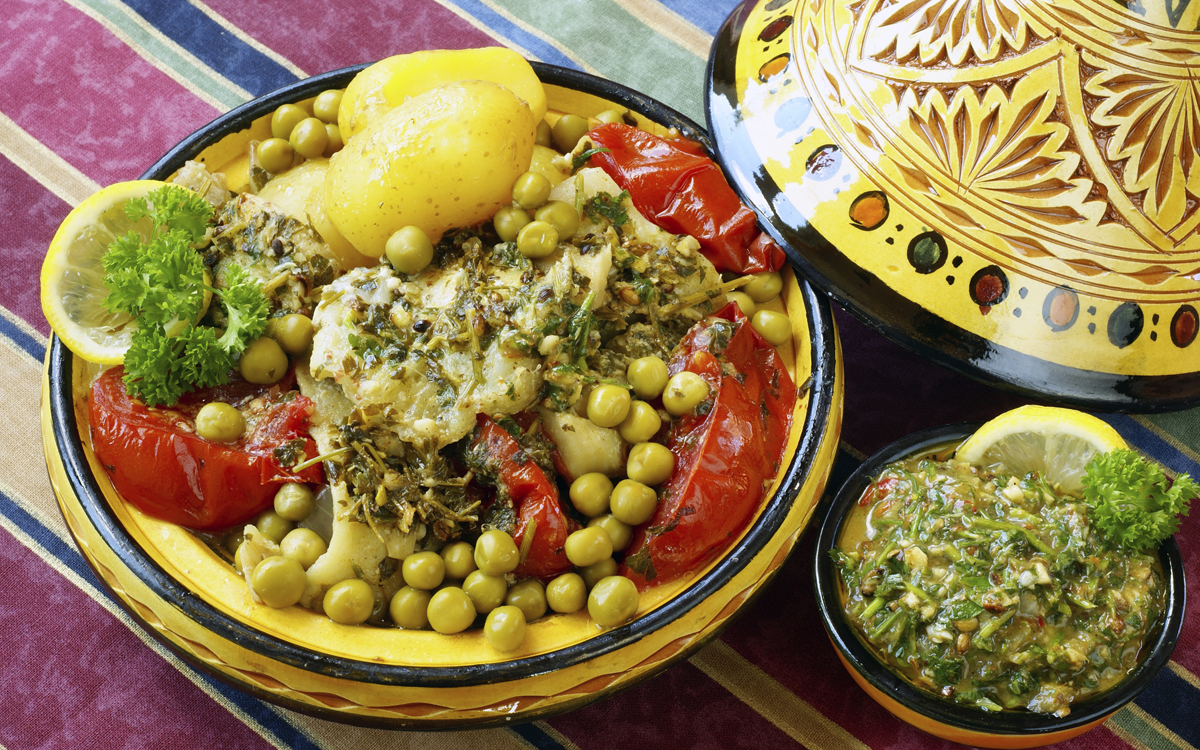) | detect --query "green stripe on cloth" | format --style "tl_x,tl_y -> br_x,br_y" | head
62,0 -> 251,110
1108,704 -> 1198,750
458,0 -> 711,122
1143,410 -> 1200,463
